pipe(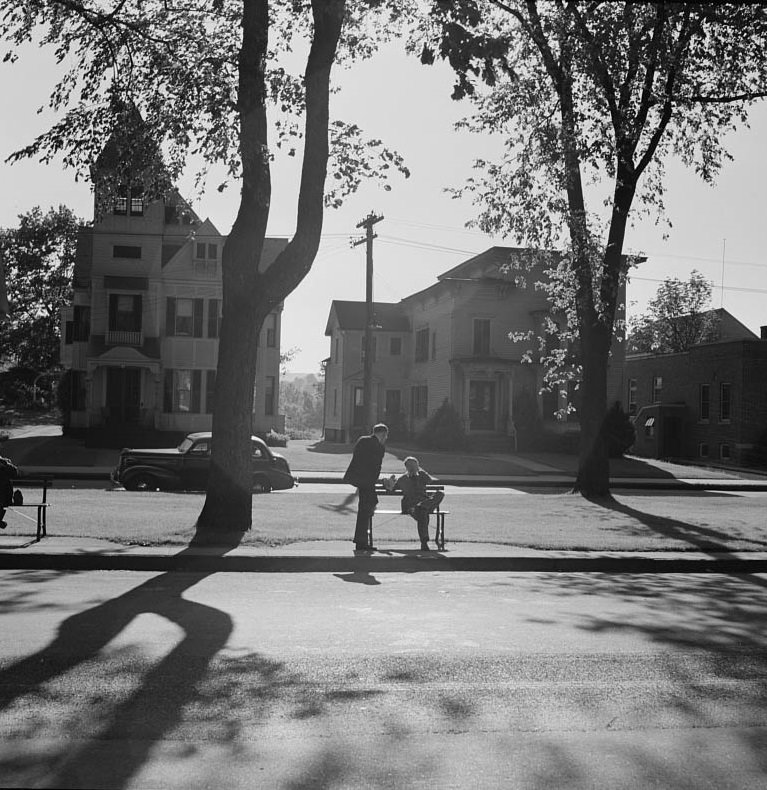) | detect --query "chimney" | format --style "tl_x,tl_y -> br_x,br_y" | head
761,326 -> 767,340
